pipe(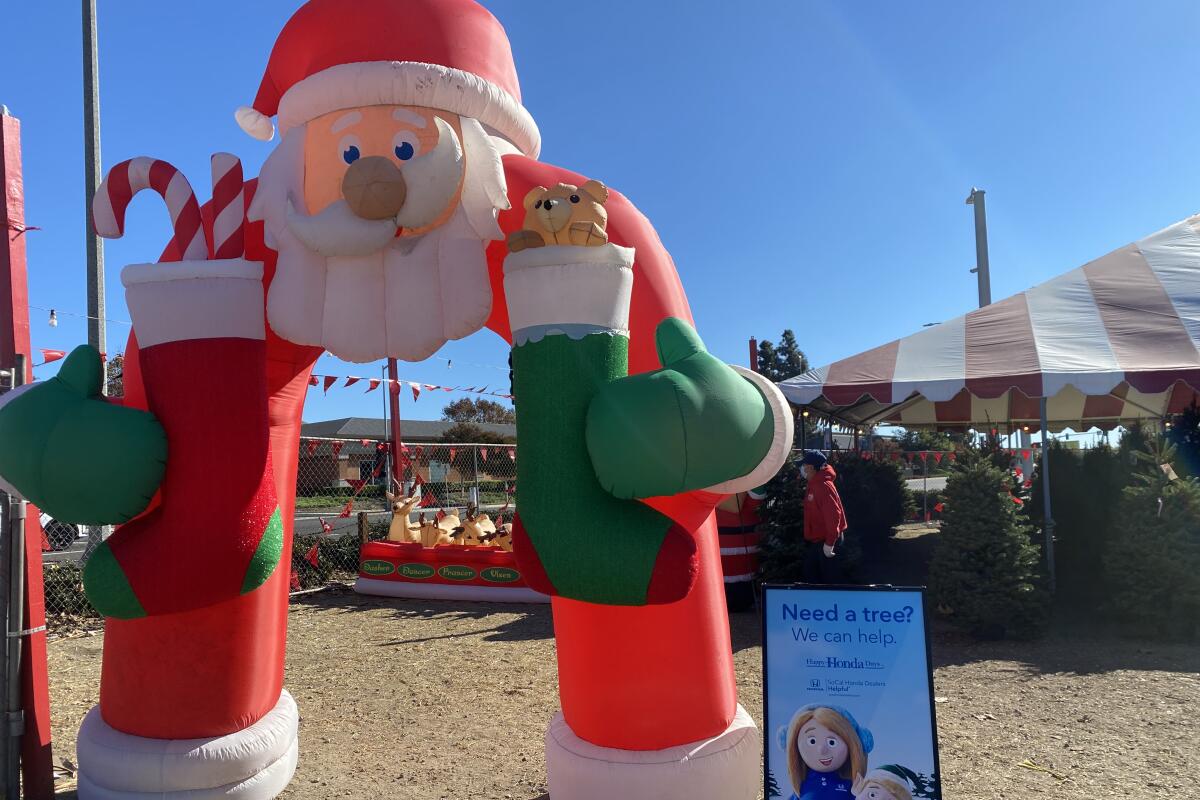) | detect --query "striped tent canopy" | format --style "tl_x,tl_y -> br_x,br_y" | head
779,215 -> 1200,432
